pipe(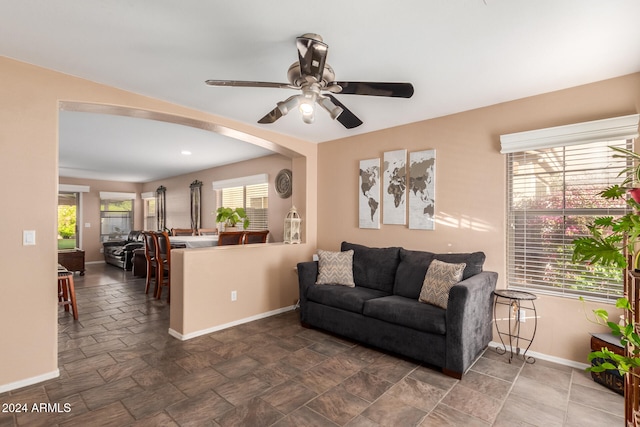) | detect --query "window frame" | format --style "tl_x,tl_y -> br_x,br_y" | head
501,114 -> 639,302
99,191 -> 135,242
212,174 -> 269,231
